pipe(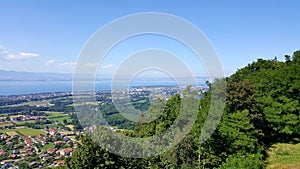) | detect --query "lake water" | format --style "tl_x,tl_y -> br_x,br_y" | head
0,80 -> 181,96
0,76 -> 208,96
